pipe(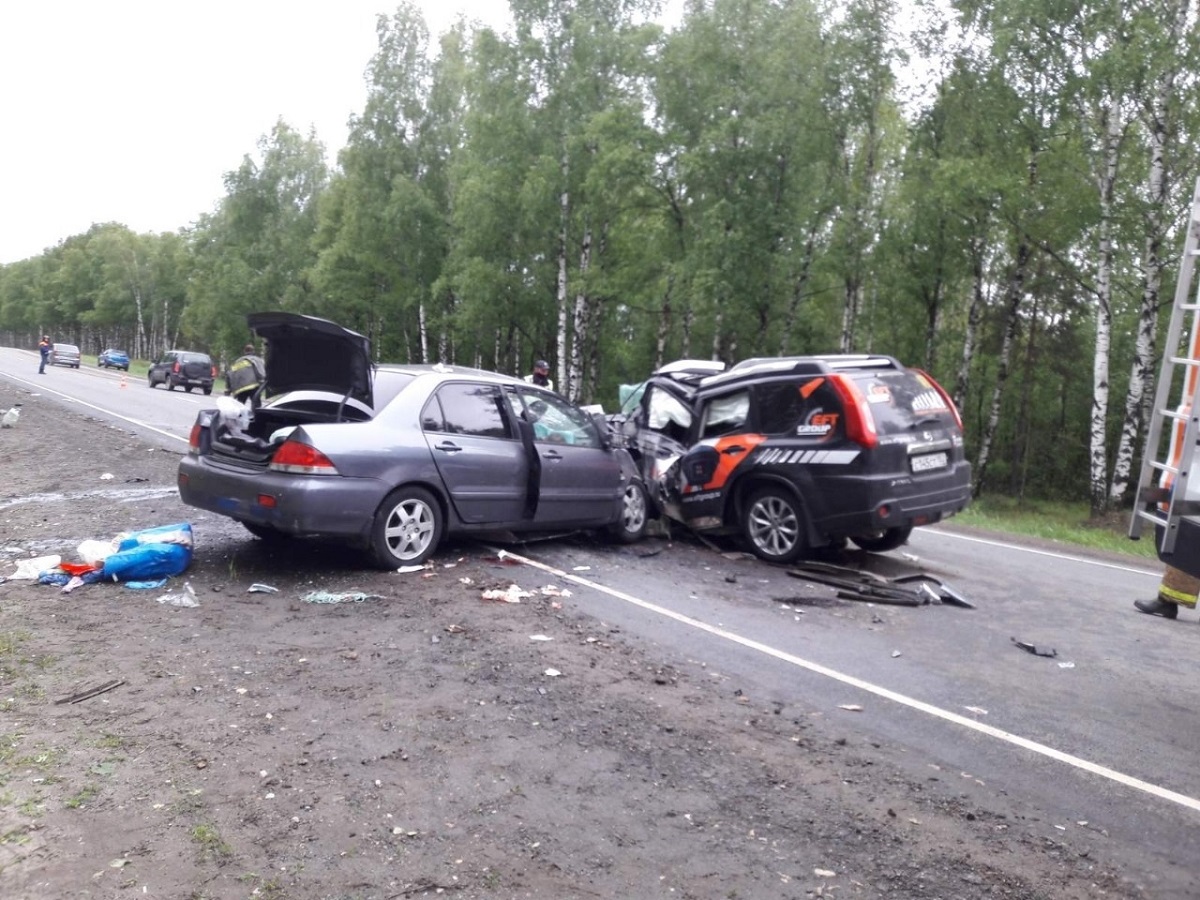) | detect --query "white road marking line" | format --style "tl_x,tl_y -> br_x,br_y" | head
924,528 -> 1162,576
1,373 -> 189,445
496,547 -> 1200,815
